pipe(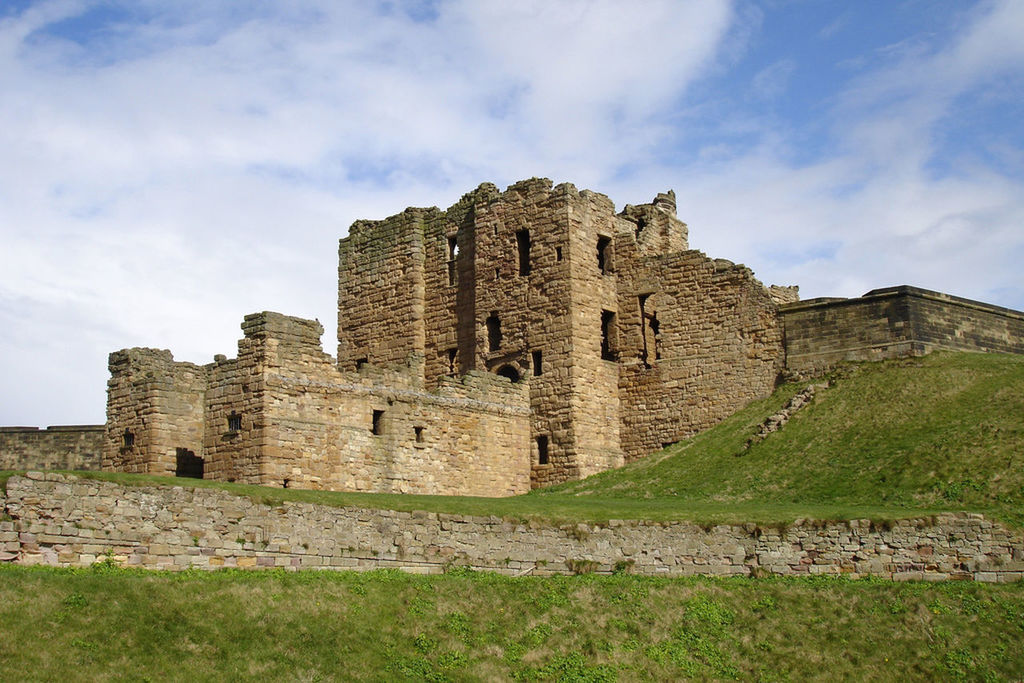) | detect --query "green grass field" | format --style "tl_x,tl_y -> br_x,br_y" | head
2,351 -> 1023,680
1,564 -> 1022,681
